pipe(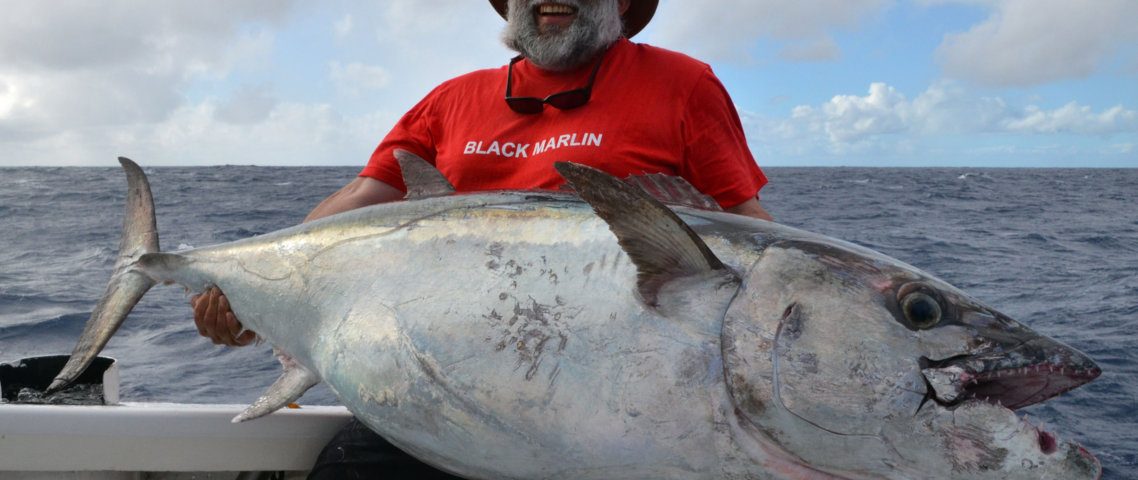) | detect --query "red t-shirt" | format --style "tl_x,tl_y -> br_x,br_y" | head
361,38 -> 767,209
